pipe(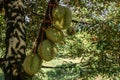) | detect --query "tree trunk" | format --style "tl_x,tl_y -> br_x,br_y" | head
0,0 -> 60,80
1,0 -> 27,80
